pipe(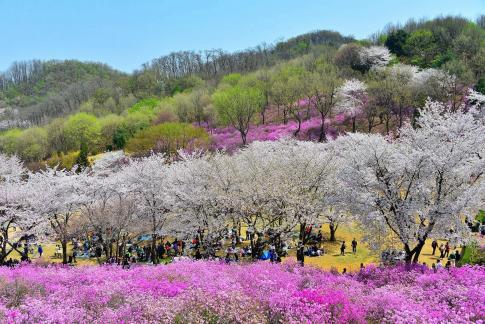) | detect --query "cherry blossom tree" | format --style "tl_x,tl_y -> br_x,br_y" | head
335,100 -> 485,263
168,152 -> 238,255
0,154 -> 44,263
27,167 -> 84,264
227,139 -> 339,259
120,154 -> 177,264
359,46 -> 391,70
336,79 -> 368,132
78,172 -> 138,262
466,88 -> 485,118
